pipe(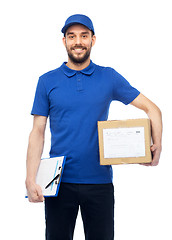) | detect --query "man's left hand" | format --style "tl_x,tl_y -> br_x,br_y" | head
140,144 -> 162,166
